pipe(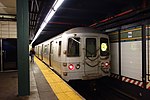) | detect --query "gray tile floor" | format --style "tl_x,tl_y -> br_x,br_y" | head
0,71 -> 18,100
0,62 -> 57,100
